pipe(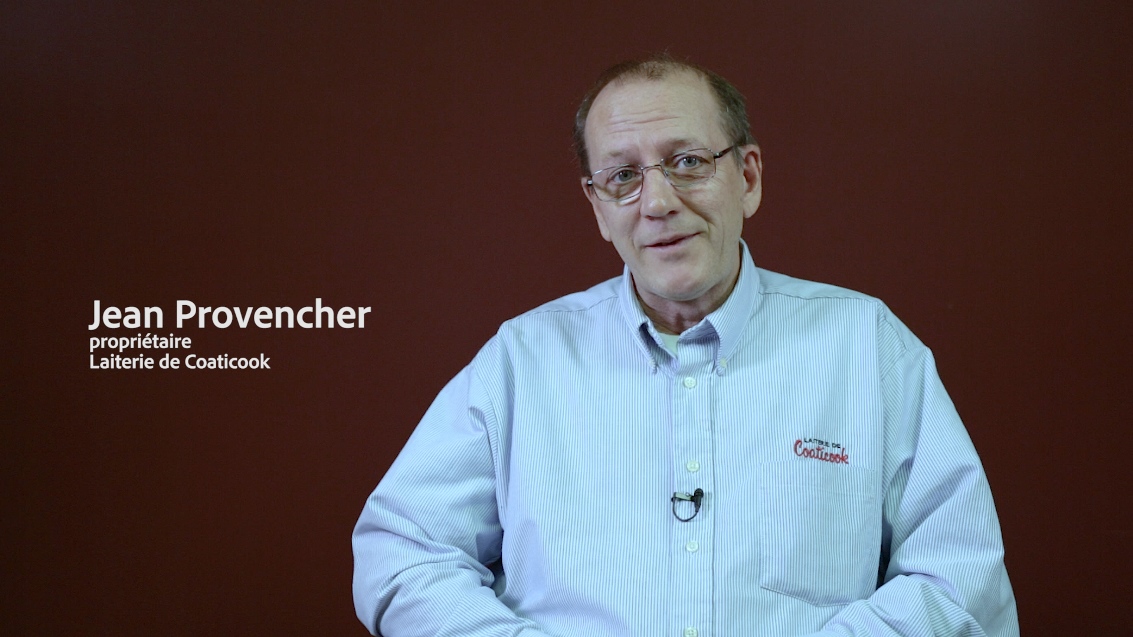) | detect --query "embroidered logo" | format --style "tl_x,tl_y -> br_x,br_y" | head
794,437 -> 849,465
